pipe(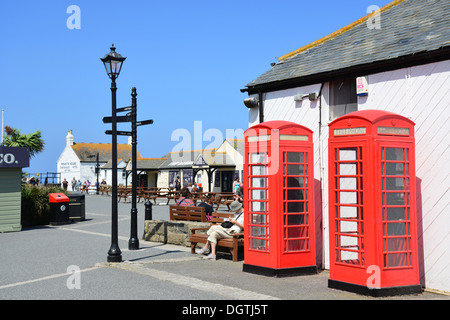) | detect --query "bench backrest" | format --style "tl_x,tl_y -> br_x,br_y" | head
169,205 -> 207,222
209,212 -> 234,224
